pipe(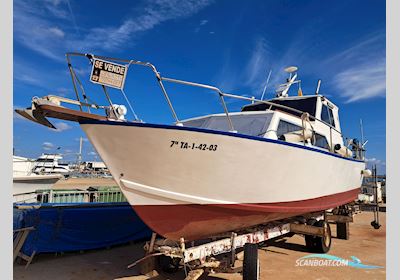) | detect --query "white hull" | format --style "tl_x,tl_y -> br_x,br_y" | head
81,122 -> 365,206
